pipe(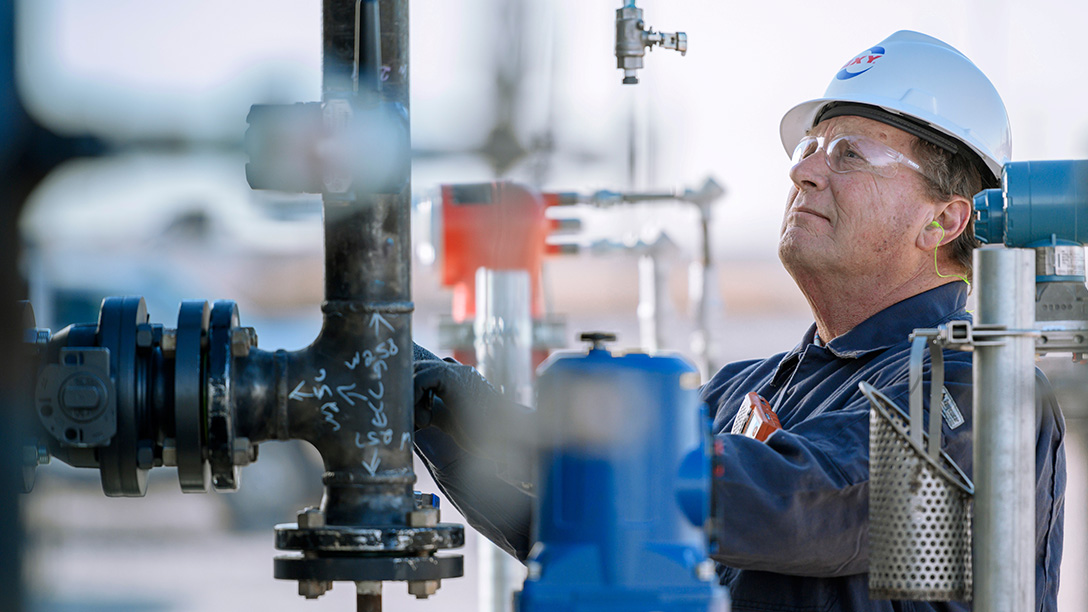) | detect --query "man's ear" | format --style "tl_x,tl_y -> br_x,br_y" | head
918,195 -> 972,250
